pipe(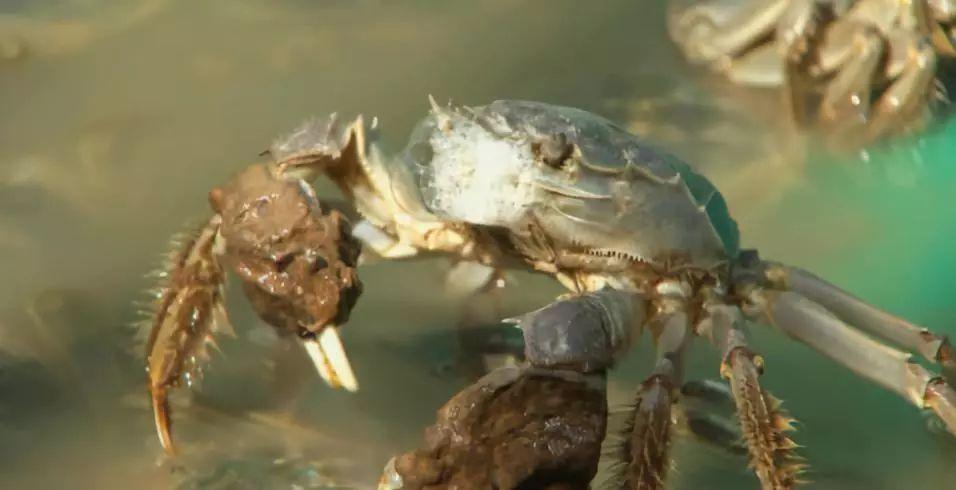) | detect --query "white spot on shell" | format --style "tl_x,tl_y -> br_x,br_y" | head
425,118 -> 536,226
